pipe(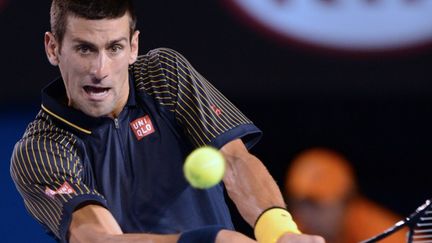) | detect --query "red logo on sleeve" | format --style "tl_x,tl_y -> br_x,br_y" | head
130,115 -> 155,140
45,182 -> 76,199
211,104 -> 222,116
